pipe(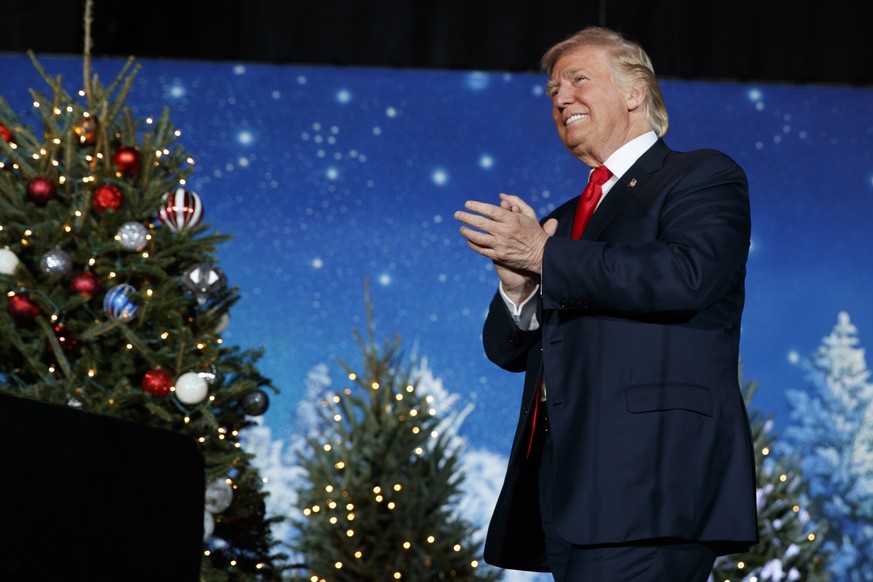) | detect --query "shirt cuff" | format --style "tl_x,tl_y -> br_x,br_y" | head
498,282 -> 541,331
